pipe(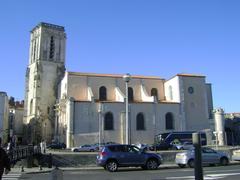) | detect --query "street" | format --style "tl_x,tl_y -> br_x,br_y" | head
21,164 -> 240,180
